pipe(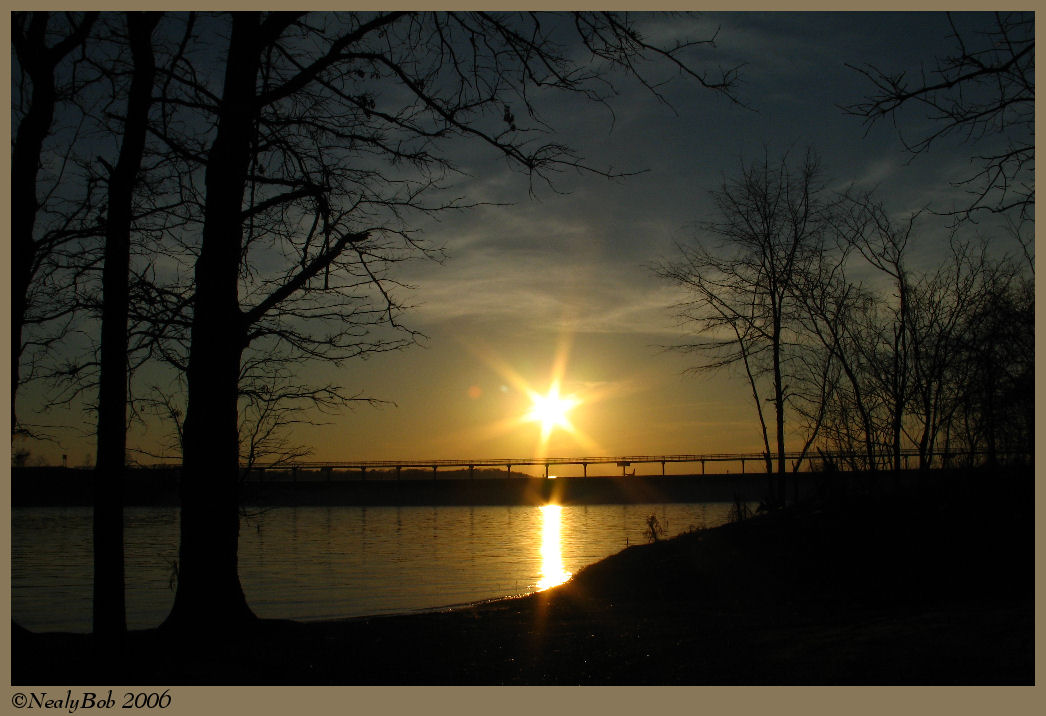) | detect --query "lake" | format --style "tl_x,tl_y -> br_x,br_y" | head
11,502 -> 740,633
